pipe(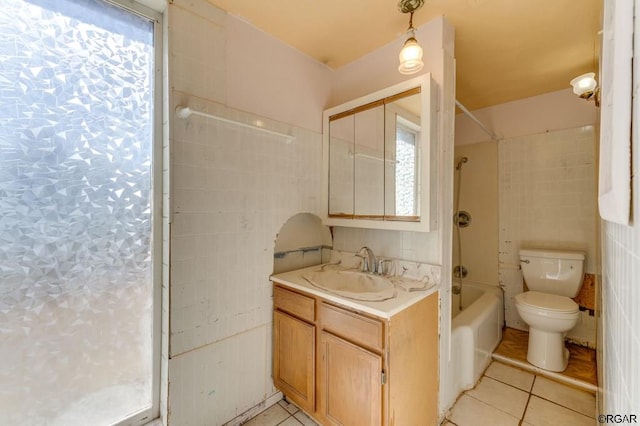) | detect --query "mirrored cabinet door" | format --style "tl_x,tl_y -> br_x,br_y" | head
328,114 -> 354,216
322,73 -> 435,232
354,104 -> 384,217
